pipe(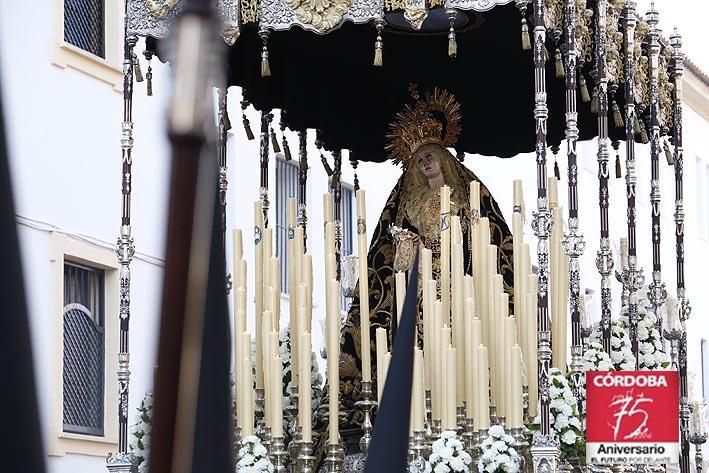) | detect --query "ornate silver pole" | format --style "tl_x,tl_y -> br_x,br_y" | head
690,433 -> 707,473
645,3 -> 668,336
106,25 -> 138,472
332,150 -> 342,281
529,0 -> 560,471
561,0 -> 586,410
670,28 -> 692,473
593,0 -> 615,356
622,1 -> 645,369
260,111 -> 271,227
217,88 -> 231,294
297,131 -> 308,252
